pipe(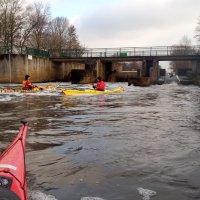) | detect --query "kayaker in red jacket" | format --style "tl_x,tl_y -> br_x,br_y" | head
22,75 -> 35,90
93,76 -> 105,91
